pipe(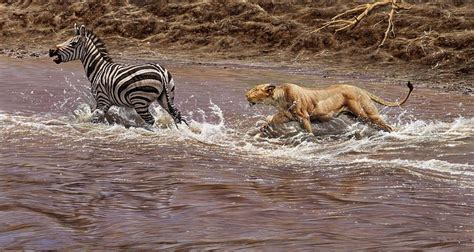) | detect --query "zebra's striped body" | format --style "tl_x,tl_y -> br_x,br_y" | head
49,24 -> 185,126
